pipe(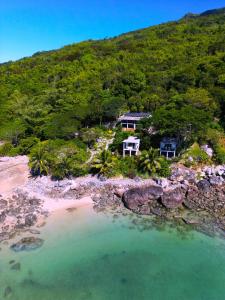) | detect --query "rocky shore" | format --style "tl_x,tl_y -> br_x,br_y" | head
1,156 -> 225,245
